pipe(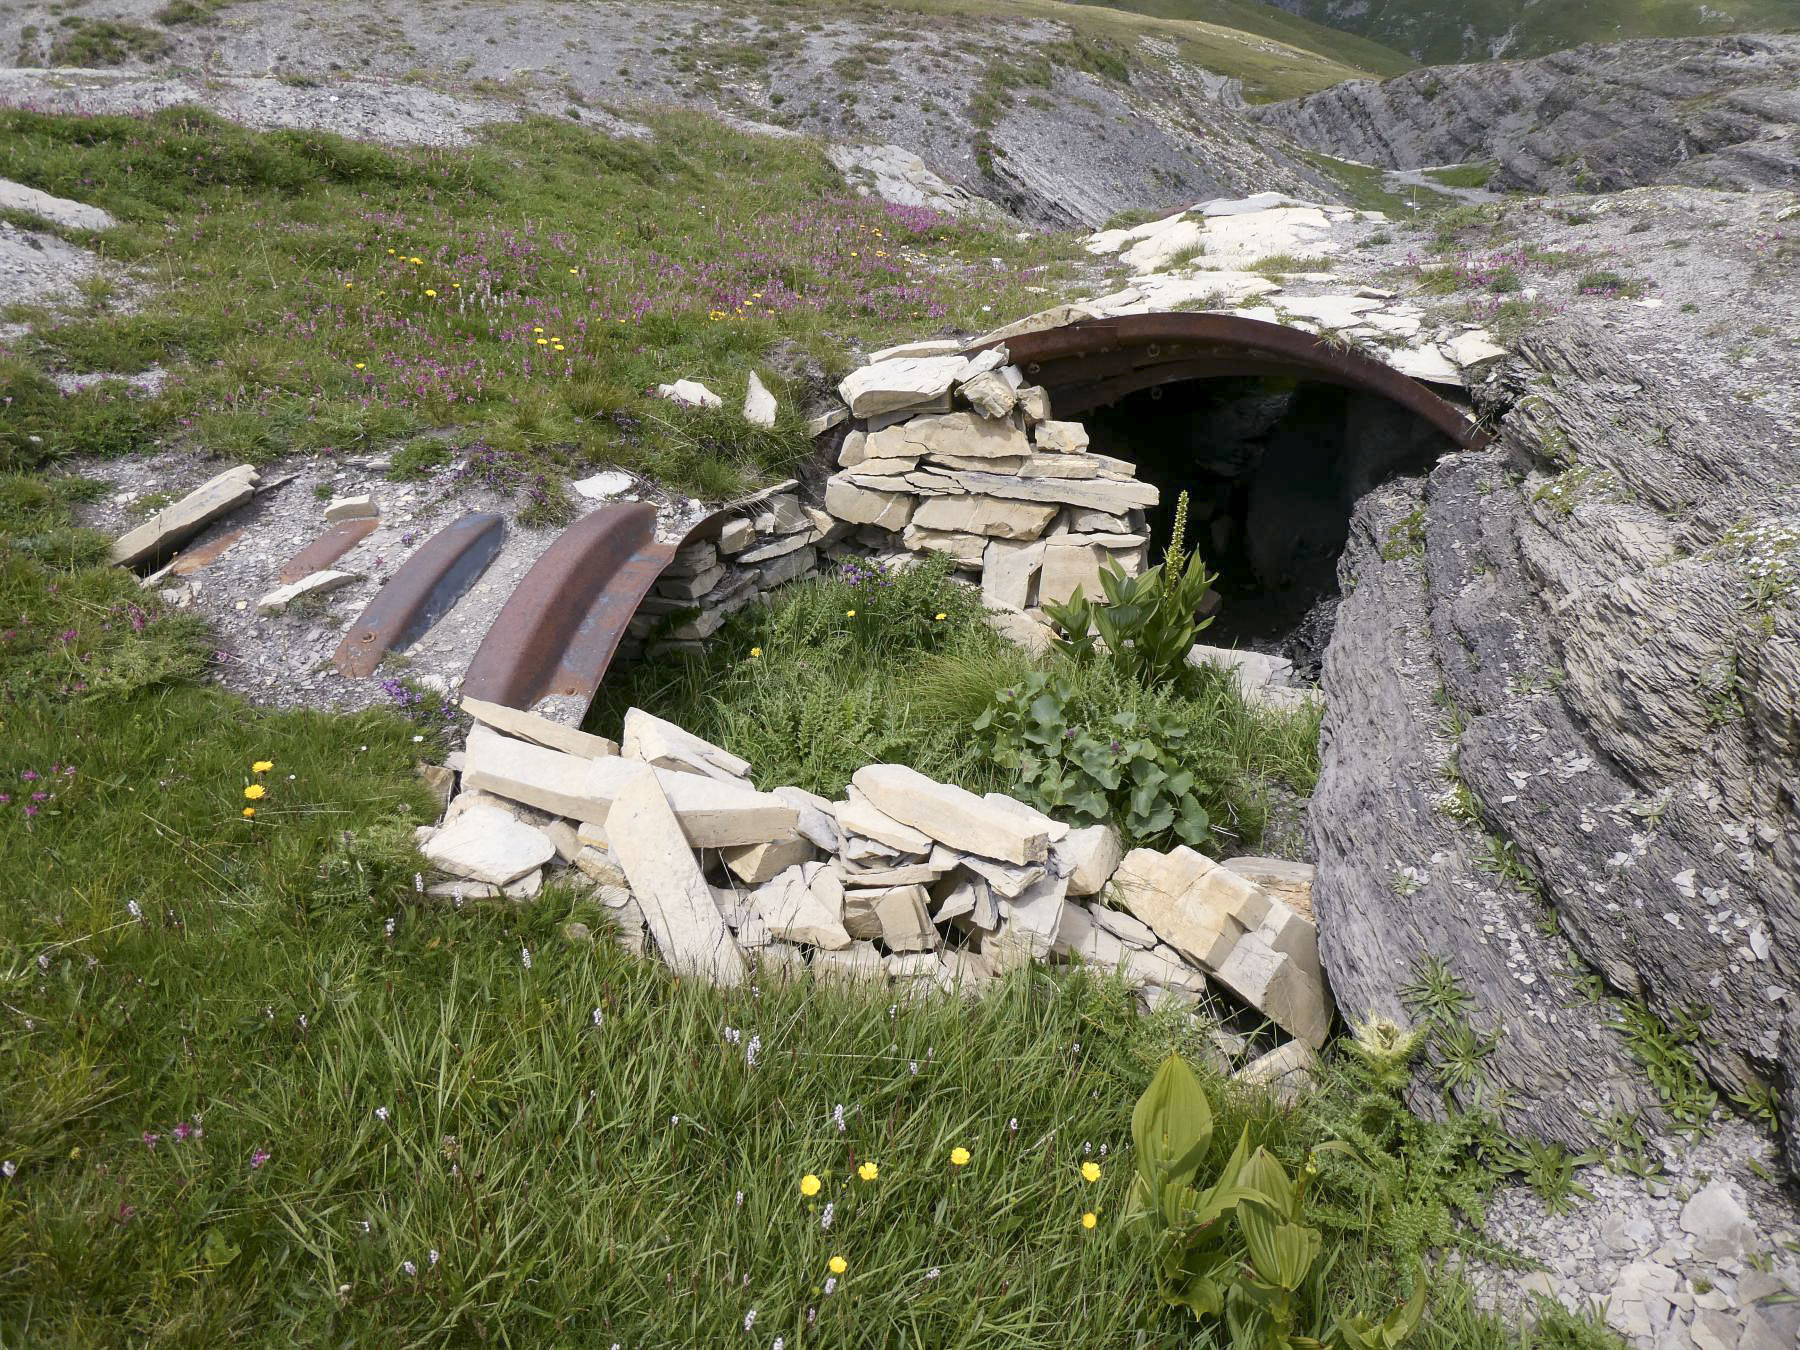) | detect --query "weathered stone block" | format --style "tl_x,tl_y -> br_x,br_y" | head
912,494 -> 1057,540
853,764 -> 1048,865
608,773 -> 746,986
